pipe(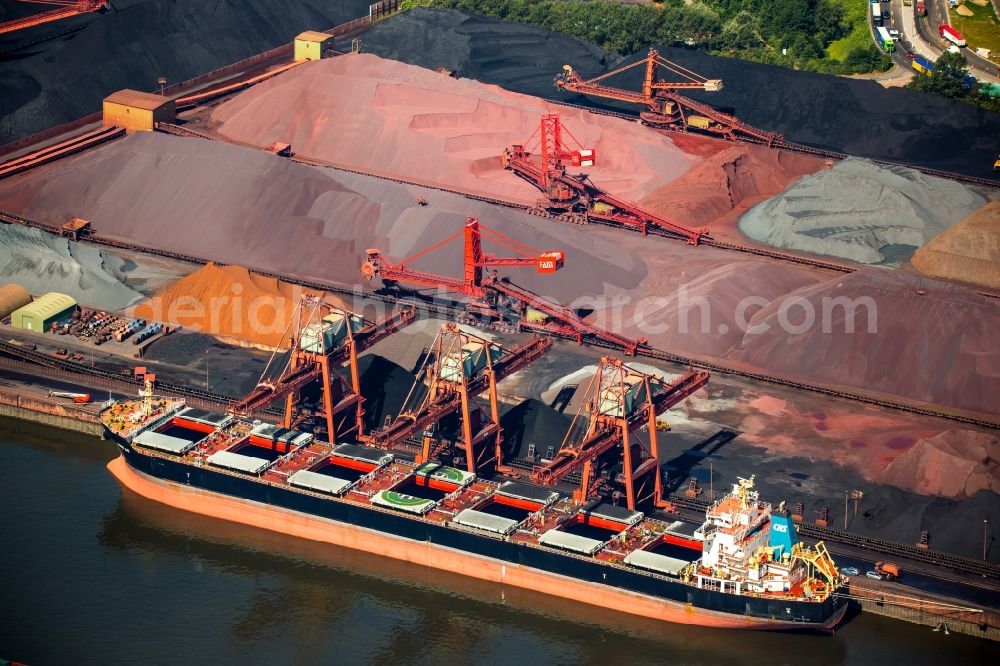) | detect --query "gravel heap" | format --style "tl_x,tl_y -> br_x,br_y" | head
877,429 -> 1000,500
3,131 -> 995,416
728,268 -> 1000,415
358,8 -> 1000,180
911,200 -> 1000,289
0,0 -> 371,141
0,131 -> 649,305
0,224 -> 143,310
738,158 -> 990,265
210,52 -> 694,205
